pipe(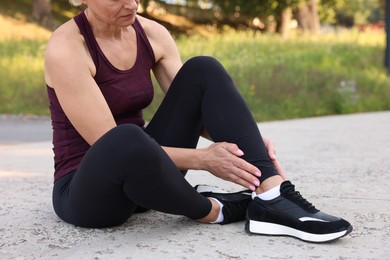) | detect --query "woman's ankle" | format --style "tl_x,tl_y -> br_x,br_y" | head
255,175 -> 284,194
197,198 -> 220,223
